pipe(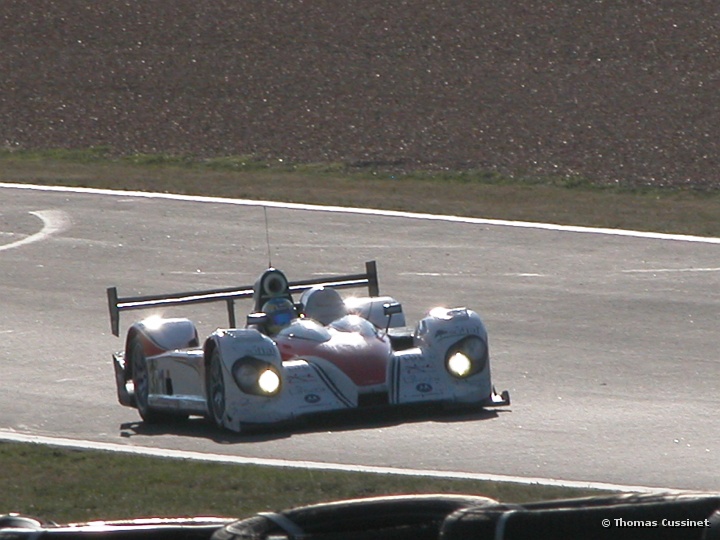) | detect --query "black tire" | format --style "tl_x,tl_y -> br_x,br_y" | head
206,348 -> 227,428
0,515 -> 44,530
441,493 -> 720,540
129,337 -> 183,424
213,494 -> 496,540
